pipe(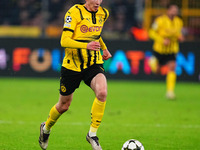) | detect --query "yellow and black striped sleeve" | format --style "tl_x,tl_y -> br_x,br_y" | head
149,17 -> 164,43
102,7 -> 109,22
99,37 -> 107,50
60,6 -> 87,49
60,29 -> 87,49
99,7 -> 109,50
175,19 -> 183,38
